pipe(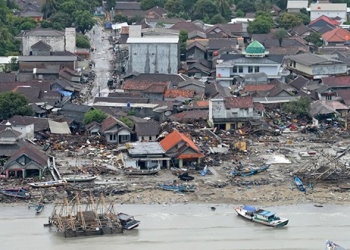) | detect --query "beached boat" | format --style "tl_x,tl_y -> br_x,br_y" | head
231,164 -> 270,177
63,175 -> 97,183
325,240 -> 346,250
178,172 -> 194,181
4,186 -> 30,192
29,202 -> 45,214
234,205 -> 289,228
29,180 -> 67,188
1,188 -> 30,199
294,176 -> 306,192
118,213 -> 140,230
124,168 -> 159,176
159,184 -> 196,192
